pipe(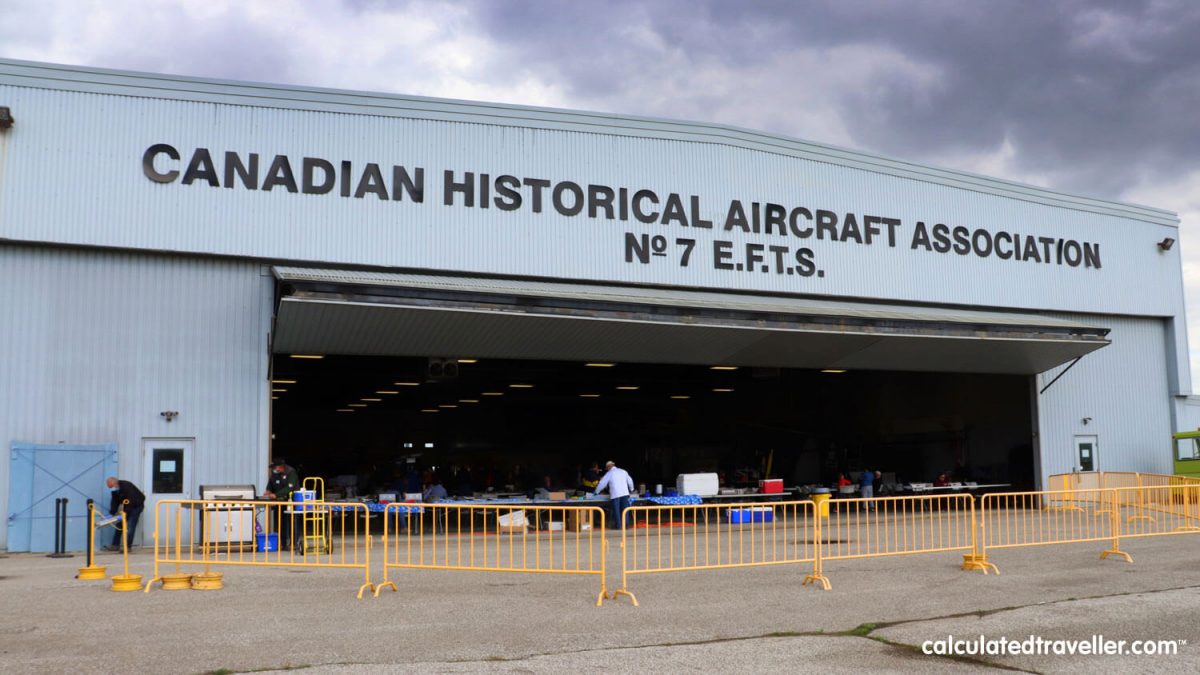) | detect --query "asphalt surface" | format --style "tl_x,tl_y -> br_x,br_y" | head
1,532 -> 1198,673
